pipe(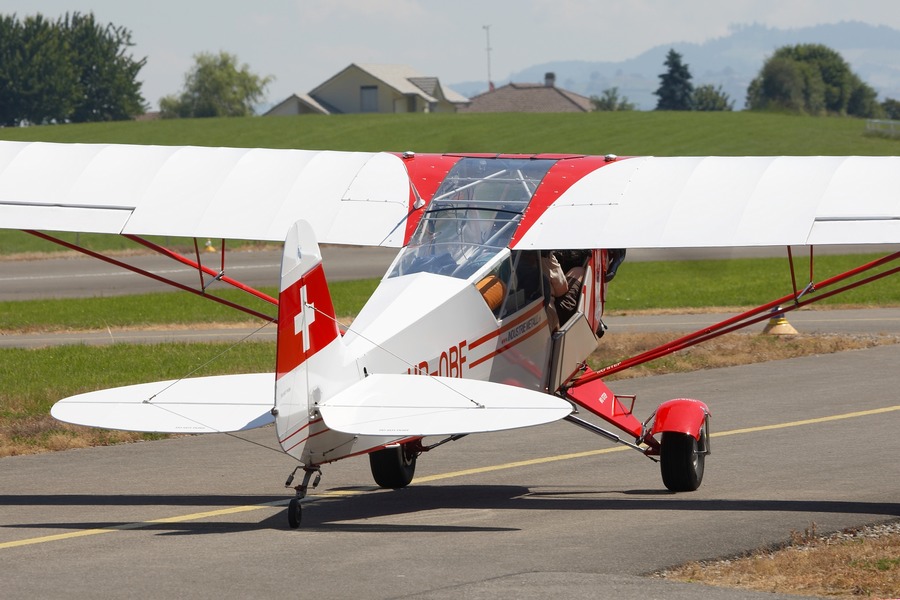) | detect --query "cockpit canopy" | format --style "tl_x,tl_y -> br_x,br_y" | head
389,157 -> 556,280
